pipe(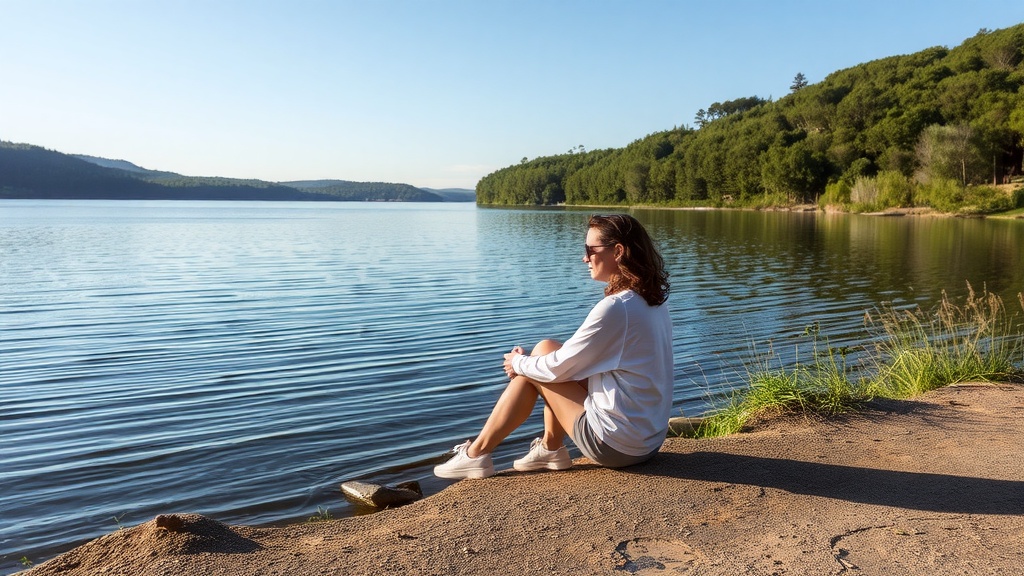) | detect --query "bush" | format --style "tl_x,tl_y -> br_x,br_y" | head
915,178 -> 963,212
743,191 -> 791,209
960,185 -> 1015,214
875,170 -> 914,208
914,182 -> 1018,214
850,176 -> 880,206
845,171 -> 915,211
819,180 -> 852,208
